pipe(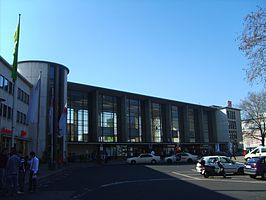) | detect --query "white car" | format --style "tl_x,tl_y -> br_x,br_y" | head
244,146 -> 266,160
165,152 -> 199,164
196,156 -> 244,174
127,153 -> 161,165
